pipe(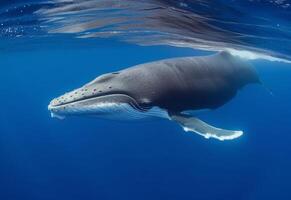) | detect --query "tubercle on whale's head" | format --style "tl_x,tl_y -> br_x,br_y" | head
47,70 -> 147,119
49,72 -> 120,106
48,72 -> 120,117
